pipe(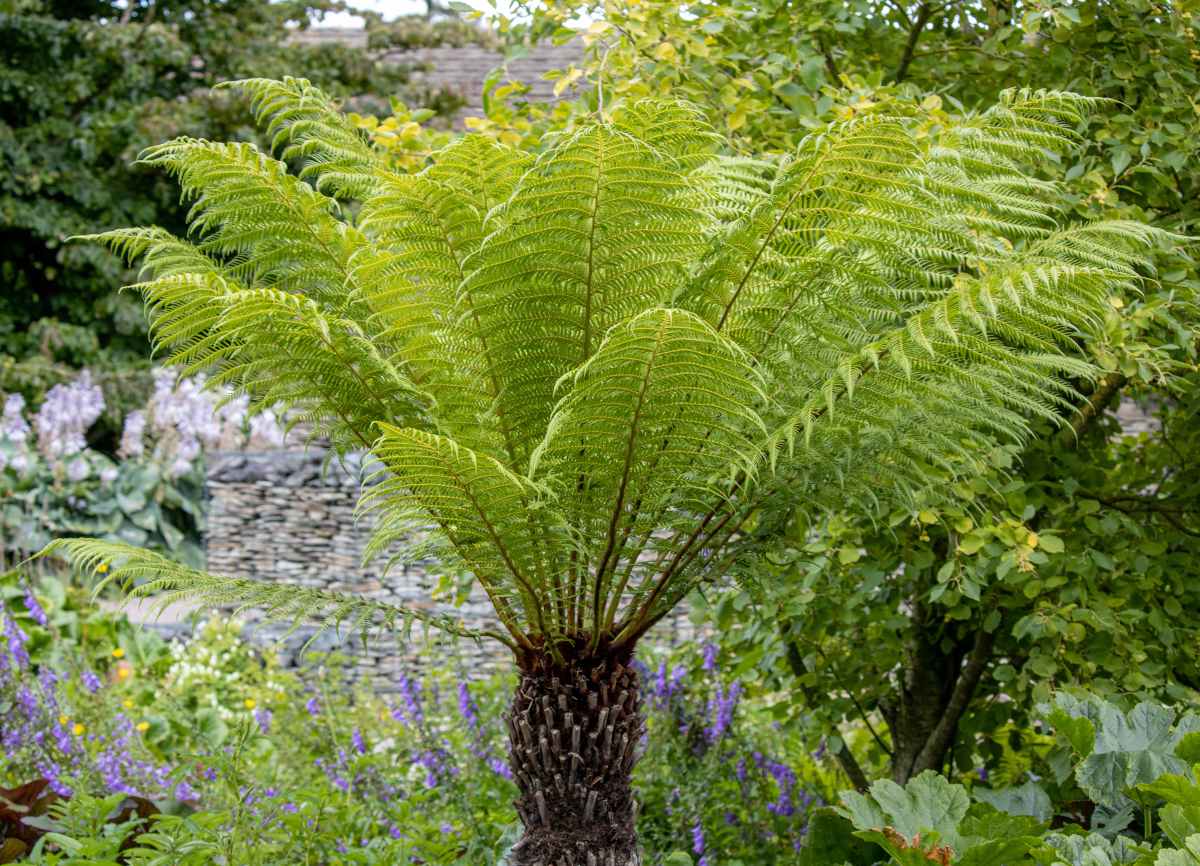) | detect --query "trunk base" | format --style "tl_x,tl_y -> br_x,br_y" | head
506,652 -> 644,866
